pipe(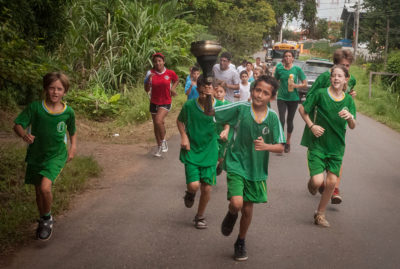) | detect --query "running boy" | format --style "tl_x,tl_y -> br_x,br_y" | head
211,75 -> 285,261
239,71 -> 251,102
214,82 -> 232,176
298,65 -> 356,227
185,66 -> 201,100
13,72 -> 76,241
177,75 -> 223,229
